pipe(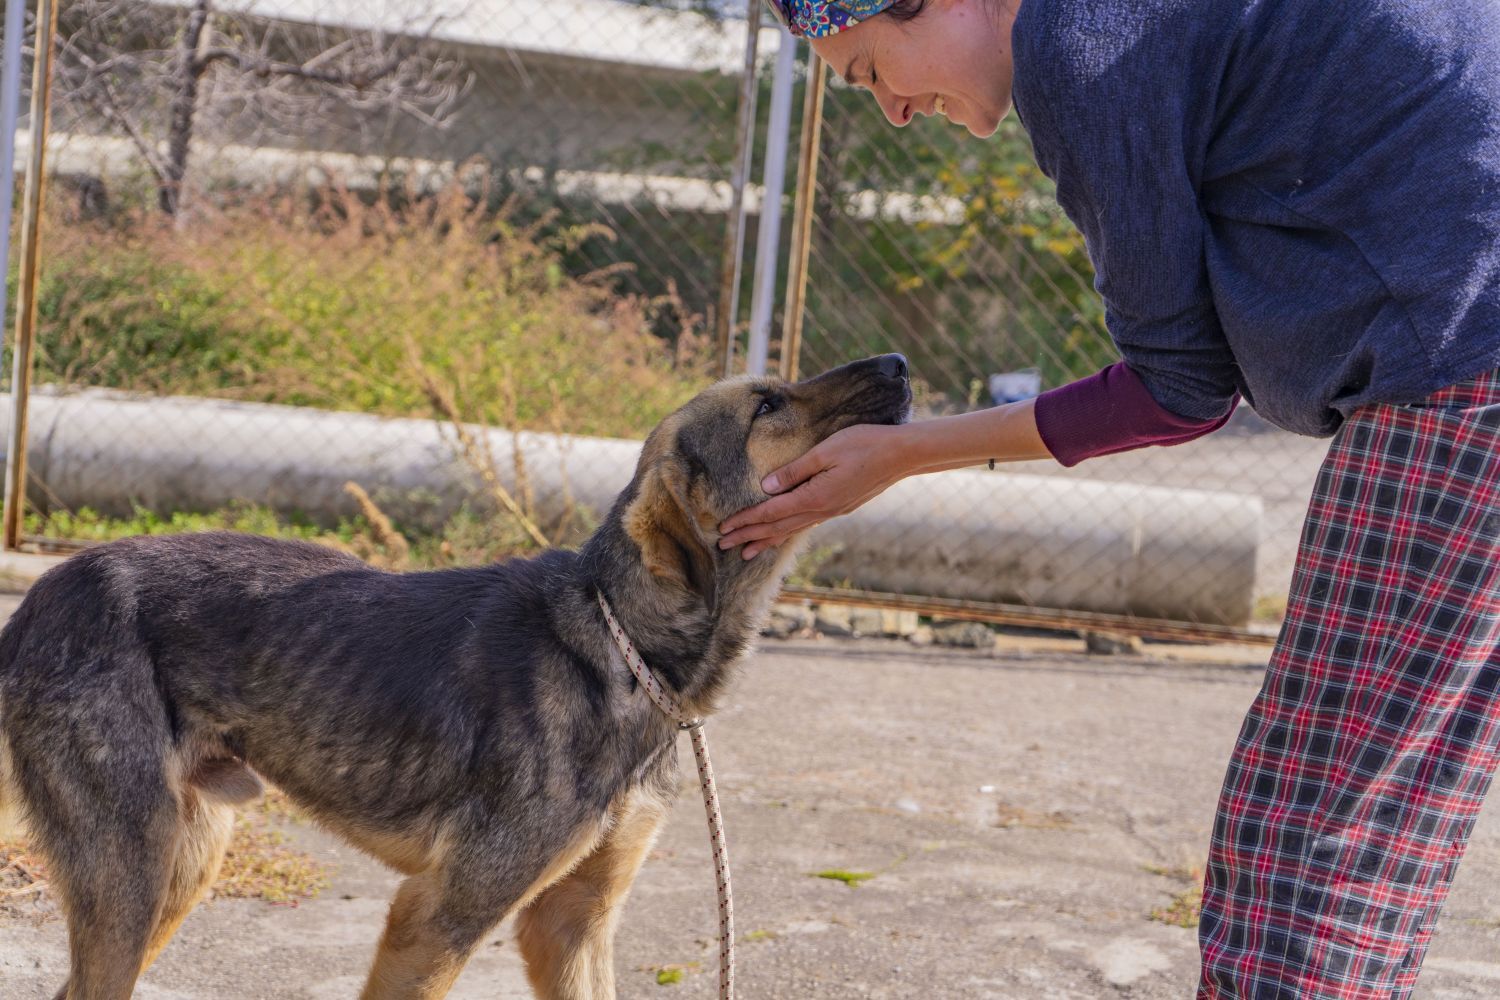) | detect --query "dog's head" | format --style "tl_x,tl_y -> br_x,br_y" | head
621,354 -> 911,606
